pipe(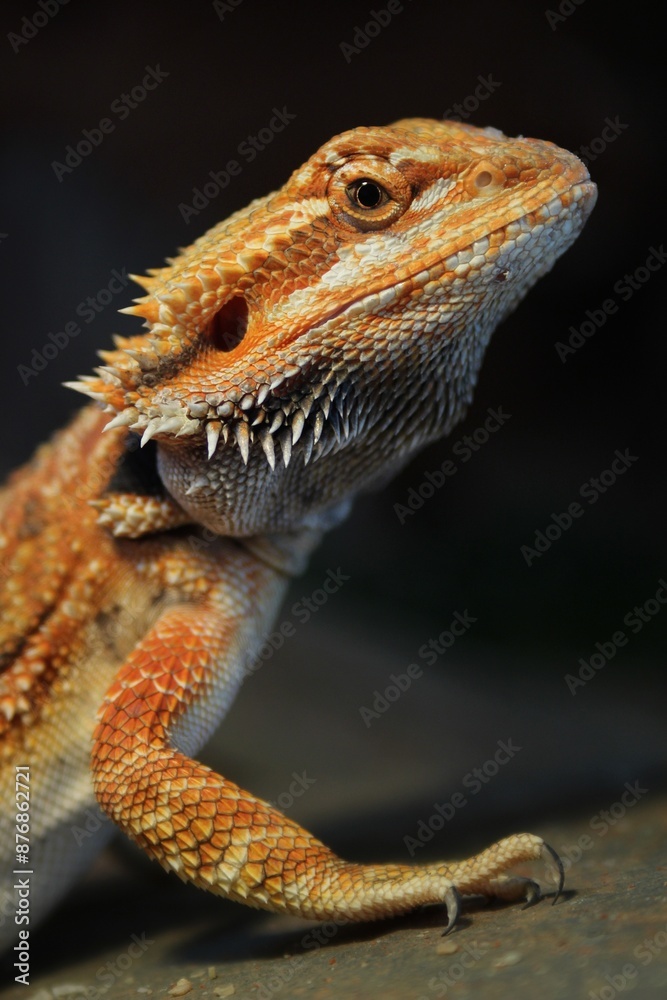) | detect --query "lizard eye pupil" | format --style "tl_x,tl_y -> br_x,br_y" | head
348,179 -> 385,210
332,161 -> 410,231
